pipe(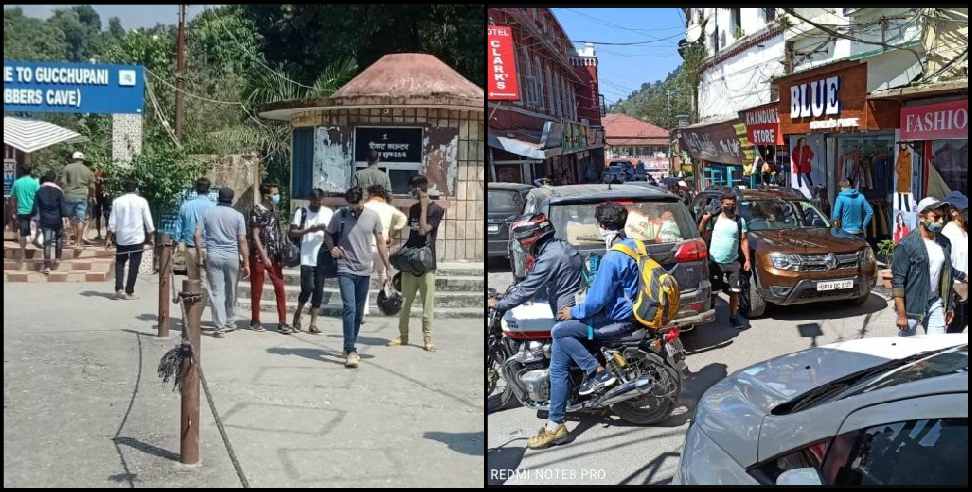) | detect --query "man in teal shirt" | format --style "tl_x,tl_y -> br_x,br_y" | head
10,170 -> 41,258
698,191 -> 751,329
175,177 -> 217,280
